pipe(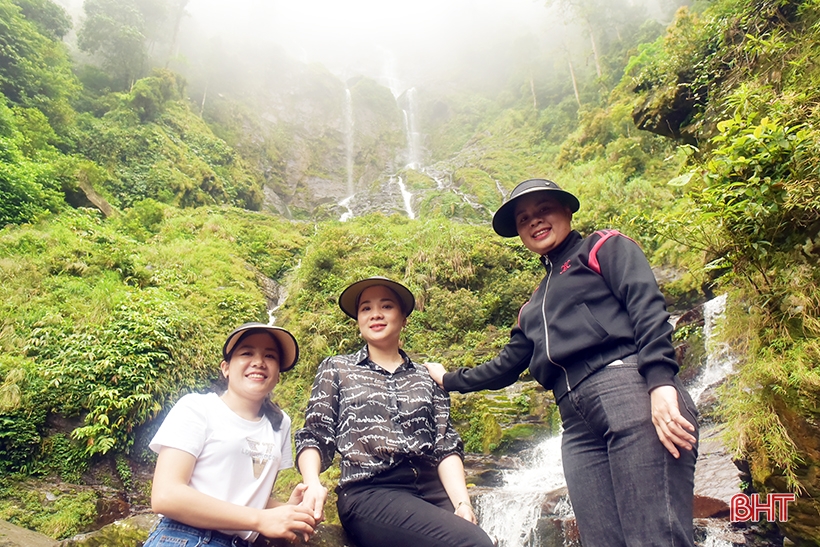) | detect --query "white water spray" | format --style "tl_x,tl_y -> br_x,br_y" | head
495,179 -> 507,200
344,88 -> 354,196
265,281 -> 288,325
338,88 -> 355,222
339,195 -> 354,223
402,87 -> 423,169
688,294 -> 737,405
393,175 -> 415,219
475,434 -> 568,547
